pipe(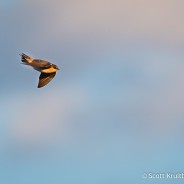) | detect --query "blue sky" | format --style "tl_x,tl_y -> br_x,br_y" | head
1,0 -> 184,183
